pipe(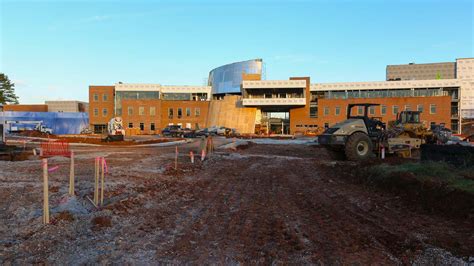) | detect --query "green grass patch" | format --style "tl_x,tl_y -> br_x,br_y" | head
370,162 -> 474,195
